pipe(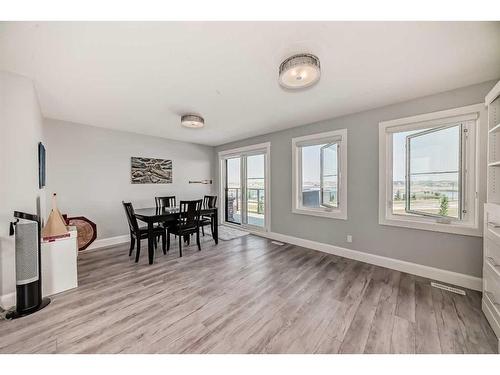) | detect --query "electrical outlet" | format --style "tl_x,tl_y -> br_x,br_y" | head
347,235 -> 352,243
